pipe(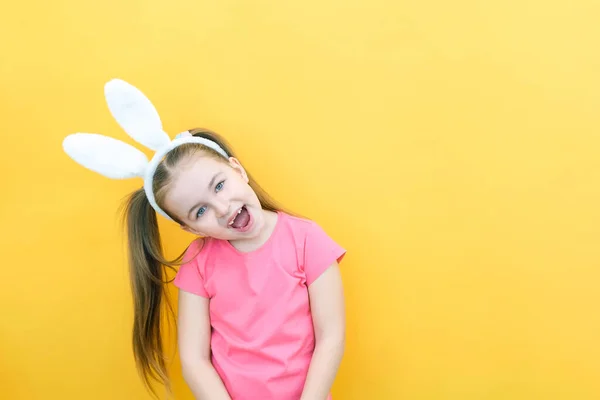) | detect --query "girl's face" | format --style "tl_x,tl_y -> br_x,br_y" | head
162,154 -> 265,241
